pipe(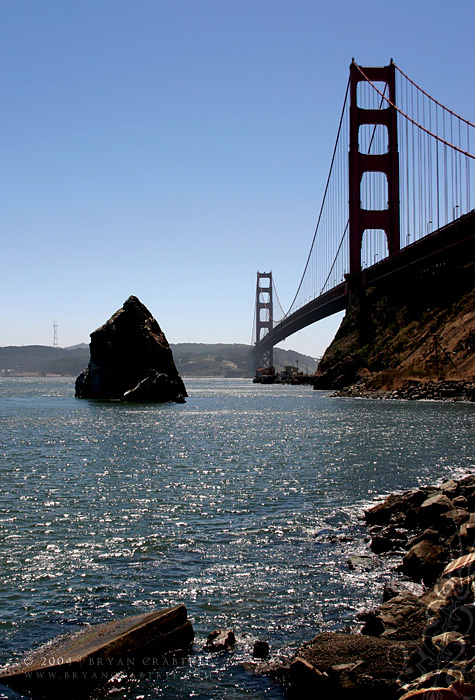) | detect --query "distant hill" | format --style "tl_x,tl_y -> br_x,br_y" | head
0,345 -> 90,377
0,343 -> 318,378
171,343 -> 318,377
